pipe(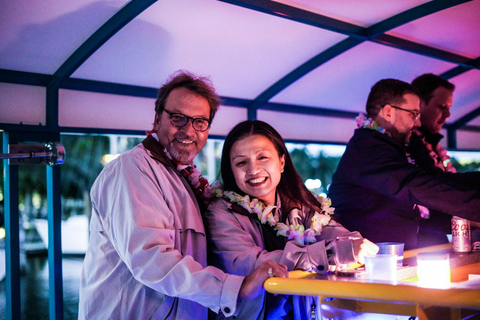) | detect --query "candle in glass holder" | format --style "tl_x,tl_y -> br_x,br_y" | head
416,252 -> 450,289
